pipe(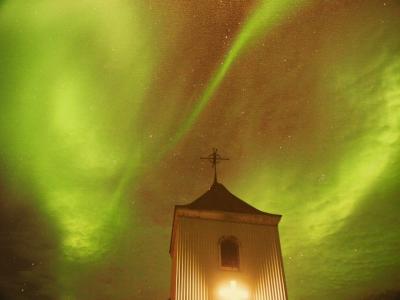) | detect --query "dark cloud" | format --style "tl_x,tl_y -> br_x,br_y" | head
0,181 -> 59,300
363,290 -> 400,300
